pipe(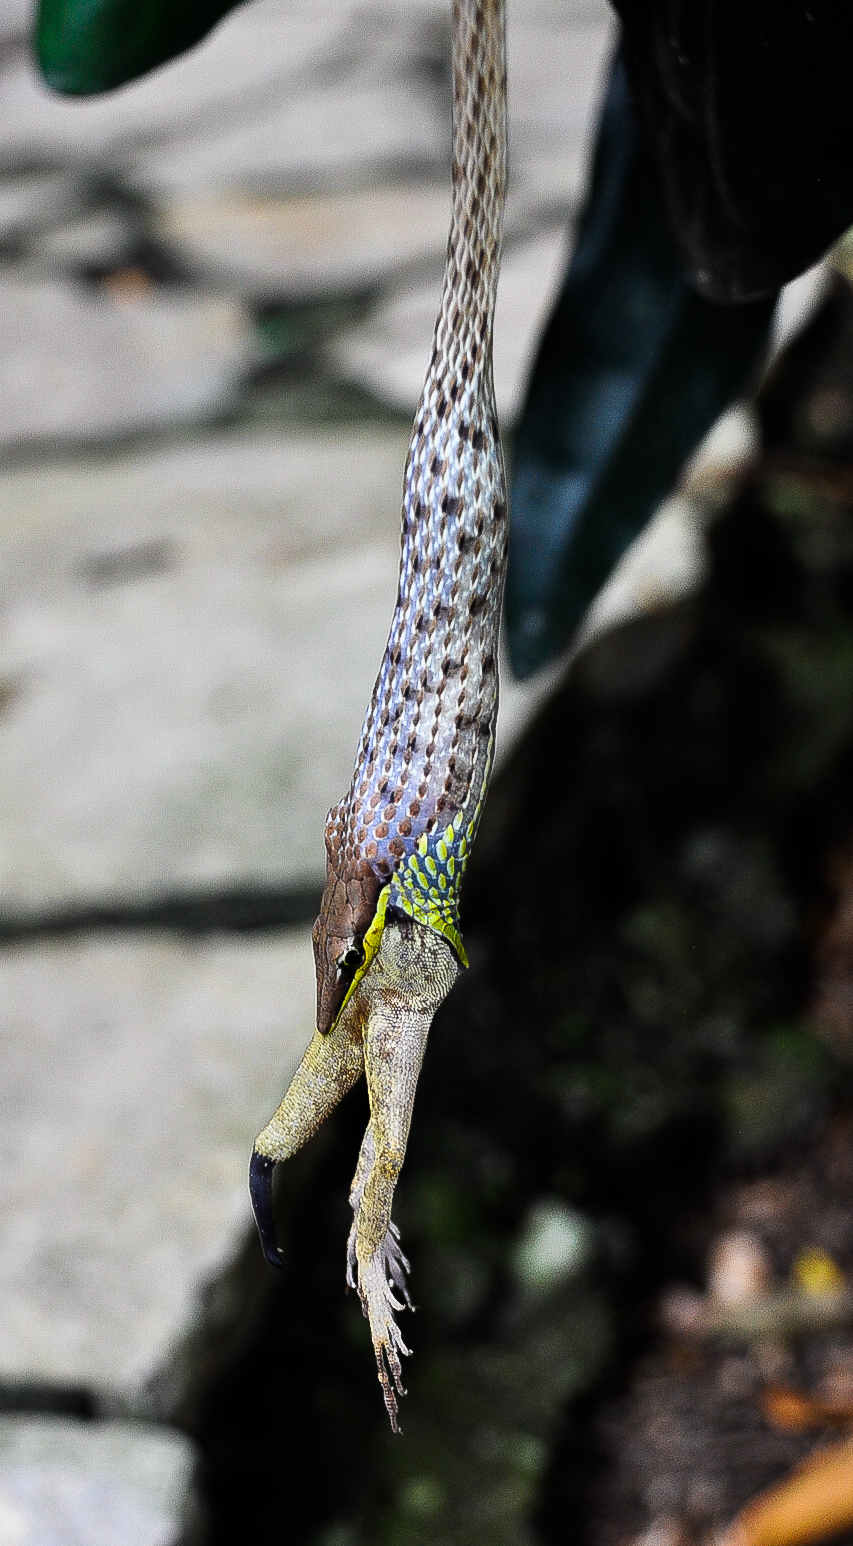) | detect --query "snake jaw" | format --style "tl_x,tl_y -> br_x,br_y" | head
313,834 -> 382,1034
248,1151 -> 284,1268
